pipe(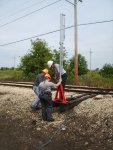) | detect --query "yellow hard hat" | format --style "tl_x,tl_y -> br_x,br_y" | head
45,73 -> 51,80
42,68 -> 48,74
